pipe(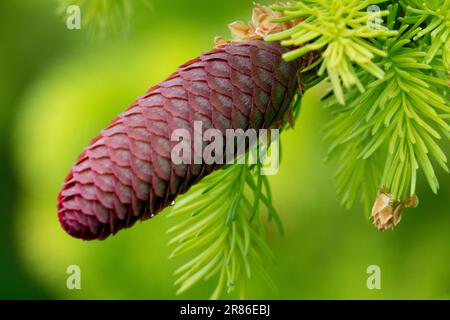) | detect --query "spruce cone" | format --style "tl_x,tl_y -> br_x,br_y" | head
58,40 -> 303,240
